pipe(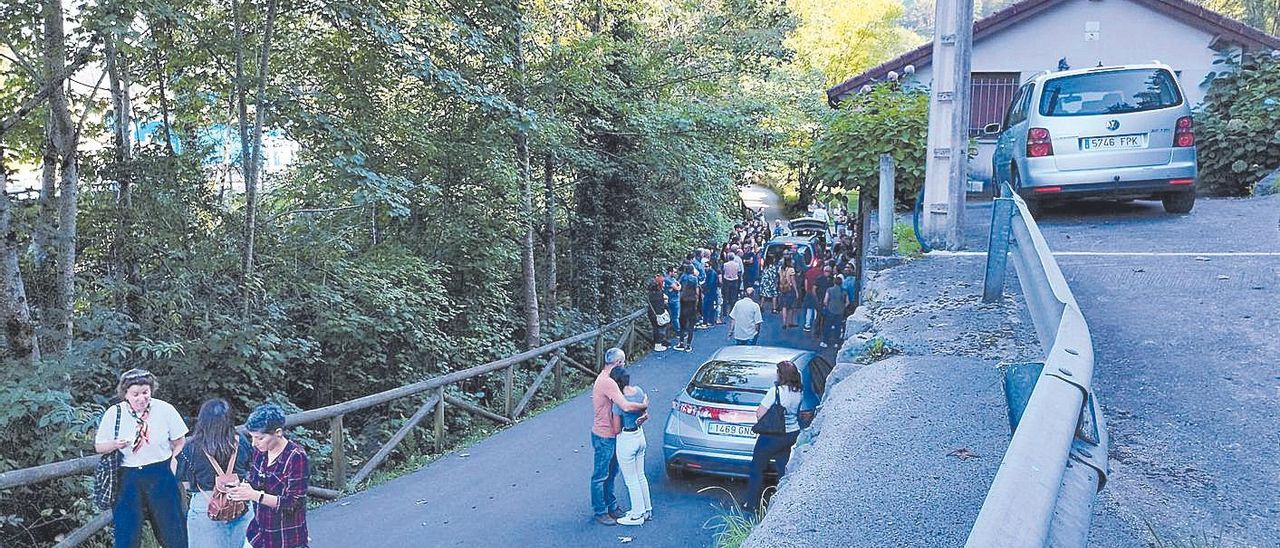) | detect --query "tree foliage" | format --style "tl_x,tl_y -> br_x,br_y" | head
1195,50 -> 1280,196
811,83 -> 930,208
